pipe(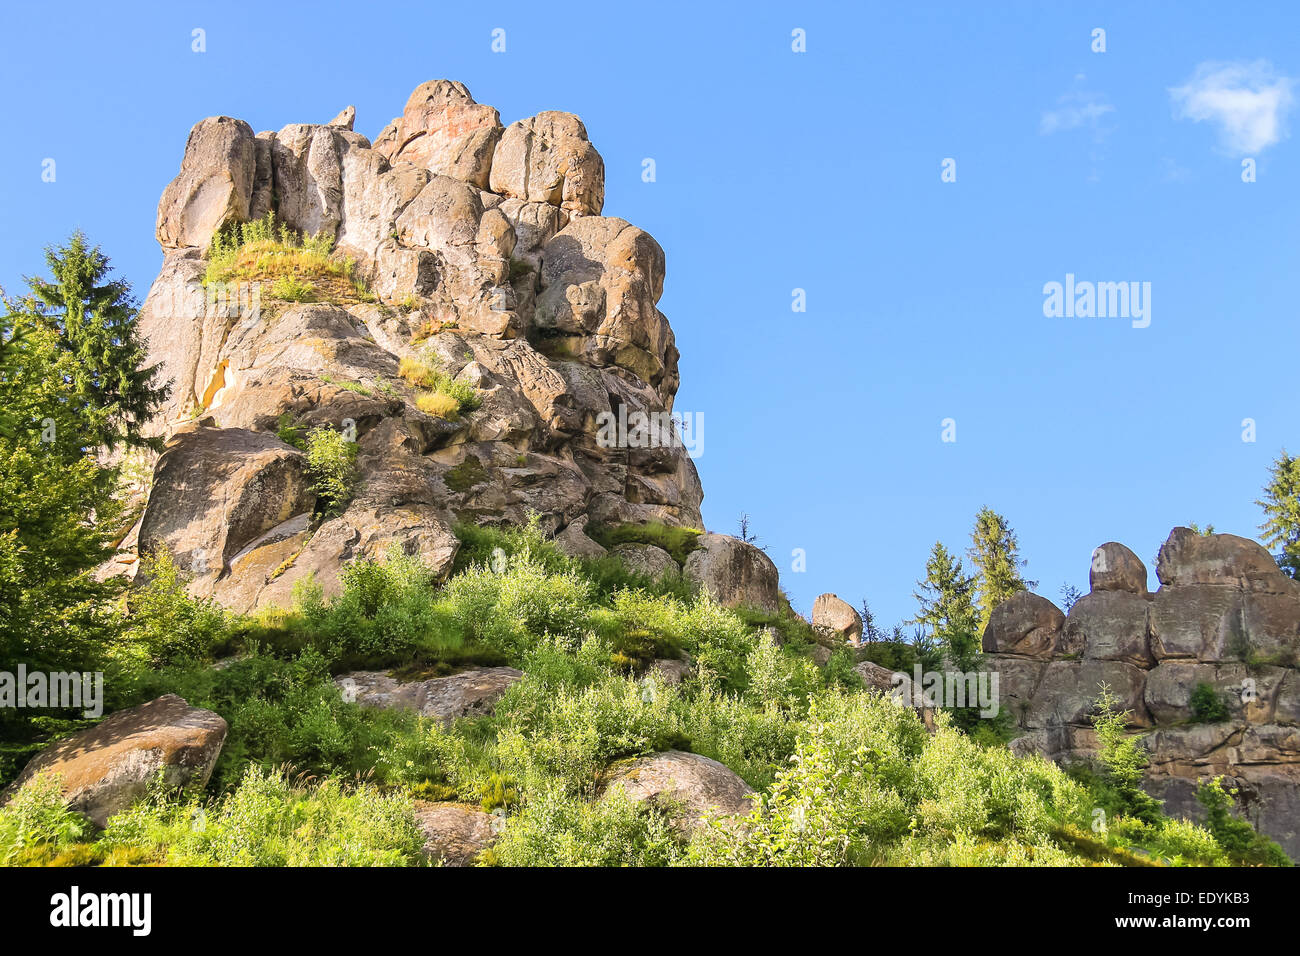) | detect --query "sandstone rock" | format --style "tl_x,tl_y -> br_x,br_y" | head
328,105 -> 356,129
1062,590 -> 1152,667
138,425 -> 312,593
553,515 -> 607,560
611,542 -> 678,580
1156,527 -> 1285,589
1148,584 -> 1244,662
812,593 -> 863,646
375,80 -> 502,189
3,695 -> 227,827
536,217 -> 674,389
413,801 -> 501,866
981,591 -> 1064,659
601,751 -> 753,834
1022,659 -> 1149,730
683,533 -> 781,612
490,111 -> 604,216
156,116 -> 257,249
335,667 -> 523,723
1089,541 -> 1148,594
648,658 -> 692,686
854,660 -> 905,697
